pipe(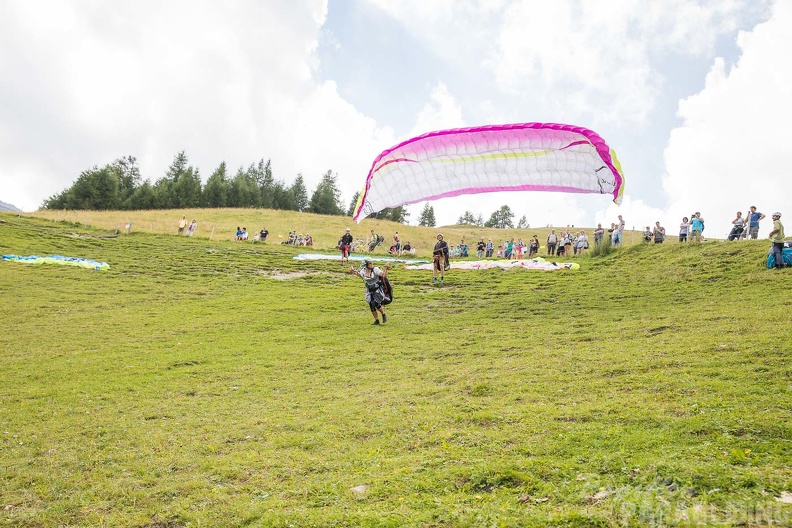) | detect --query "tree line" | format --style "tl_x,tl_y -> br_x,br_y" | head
43,151 -> 523,229
455,205 -> 523,229
43,151 -> 411,221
